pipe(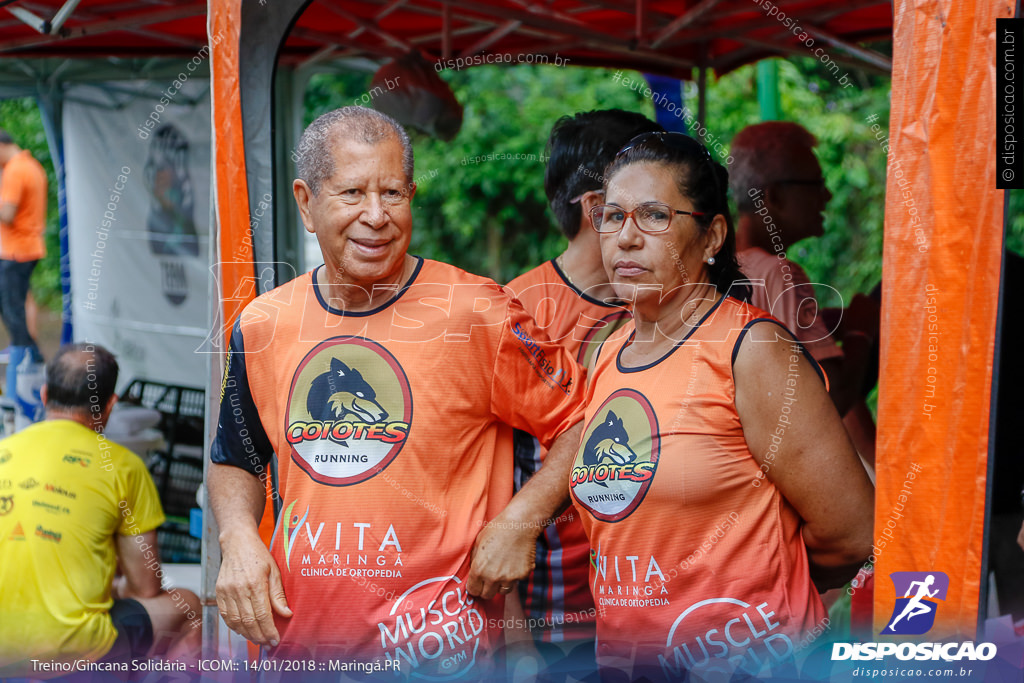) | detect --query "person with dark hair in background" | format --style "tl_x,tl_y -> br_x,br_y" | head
505,109 -> 660,673
0,343 -> 201,677
0,128 -> 47,428
570,132 -> 873,680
